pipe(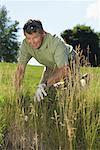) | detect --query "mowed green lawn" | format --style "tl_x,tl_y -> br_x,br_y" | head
0,62 -> 100,99
0,62 -> 44,97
